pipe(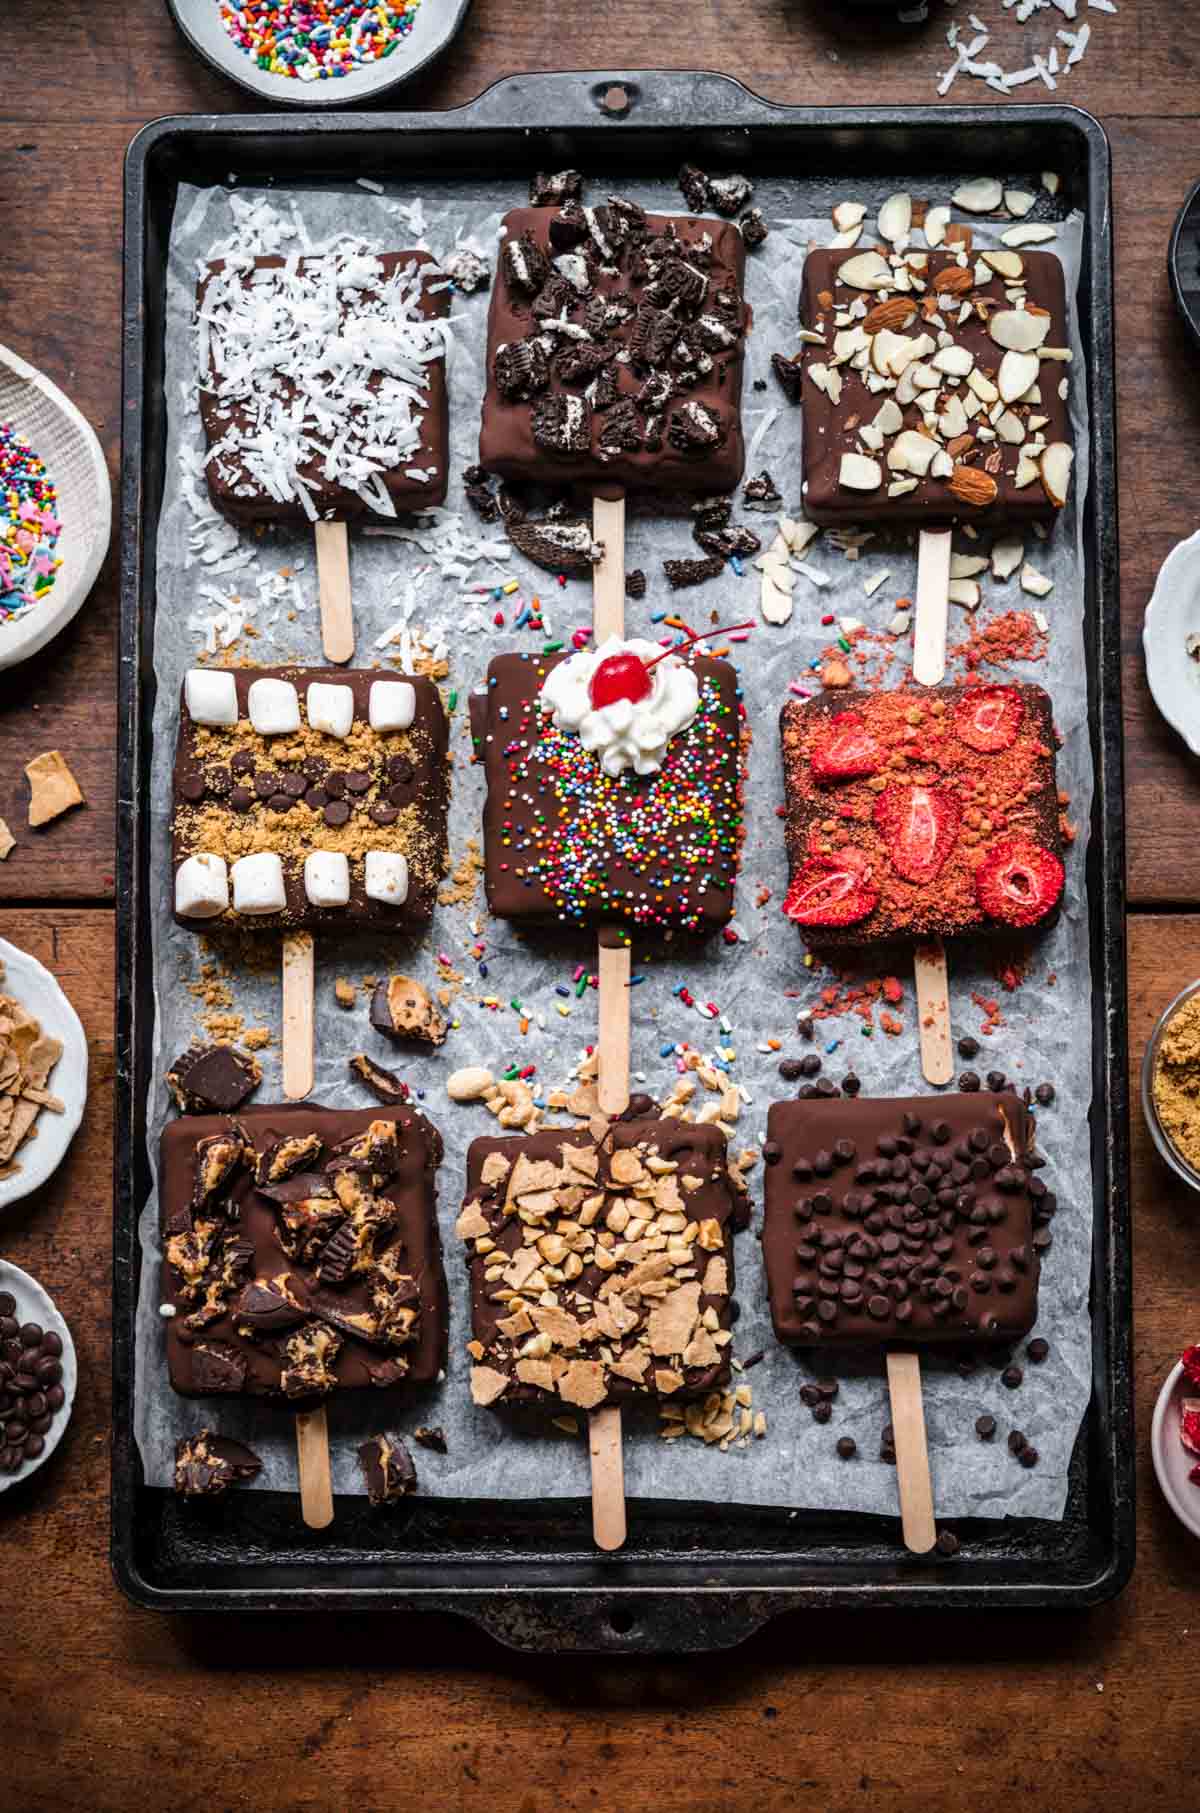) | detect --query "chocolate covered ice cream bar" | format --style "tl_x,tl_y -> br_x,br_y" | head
471,643 -> 745,935
197,248 -> 450,528
478,203 -> 750,496
160,1105 -> 447,1402
780,681 -> 1064,948
763,1092 -> 1044,1351
799,244 -> 1074,528
459,1119 -> 749,1413
172,665 -> 449,933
